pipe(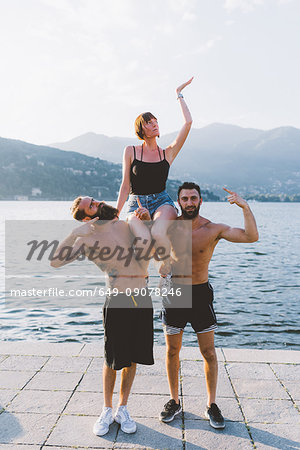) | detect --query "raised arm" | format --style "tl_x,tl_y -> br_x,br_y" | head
166,77 -> 193,165
50,217 -> 98,268
116,146 -> 133,215
218,188 -> 259,243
